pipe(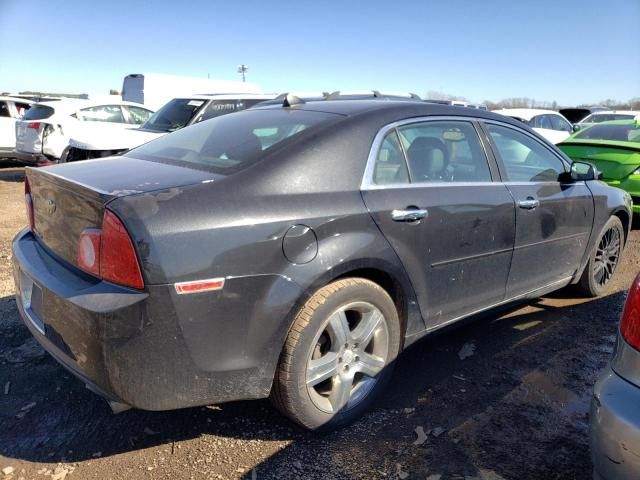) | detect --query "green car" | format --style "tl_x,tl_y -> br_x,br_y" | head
559,119 -> 640,213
